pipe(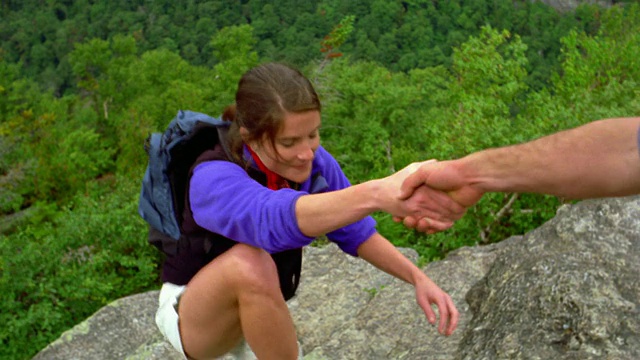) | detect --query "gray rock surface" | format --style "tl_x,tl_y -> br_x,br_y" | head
458,196 -> 640,360
33,196 -> 640,360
